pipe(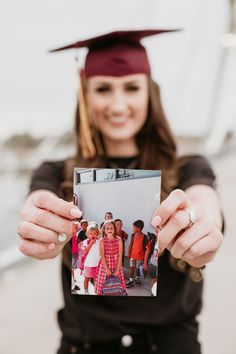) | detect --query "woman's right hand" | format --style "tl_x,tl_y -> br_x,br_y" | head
18,190 -> 82,260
